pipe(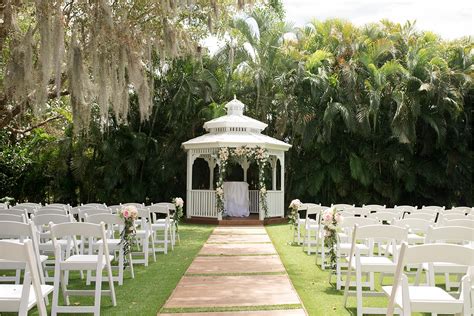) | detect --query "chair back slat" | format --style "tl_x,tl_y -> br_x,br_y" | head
0,213 -> 26,222
355,224 -> 408,241
50,222 -> 104,238
426,226 -> 474,243
442,219 -> 474,228
402,243 -> 474,266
